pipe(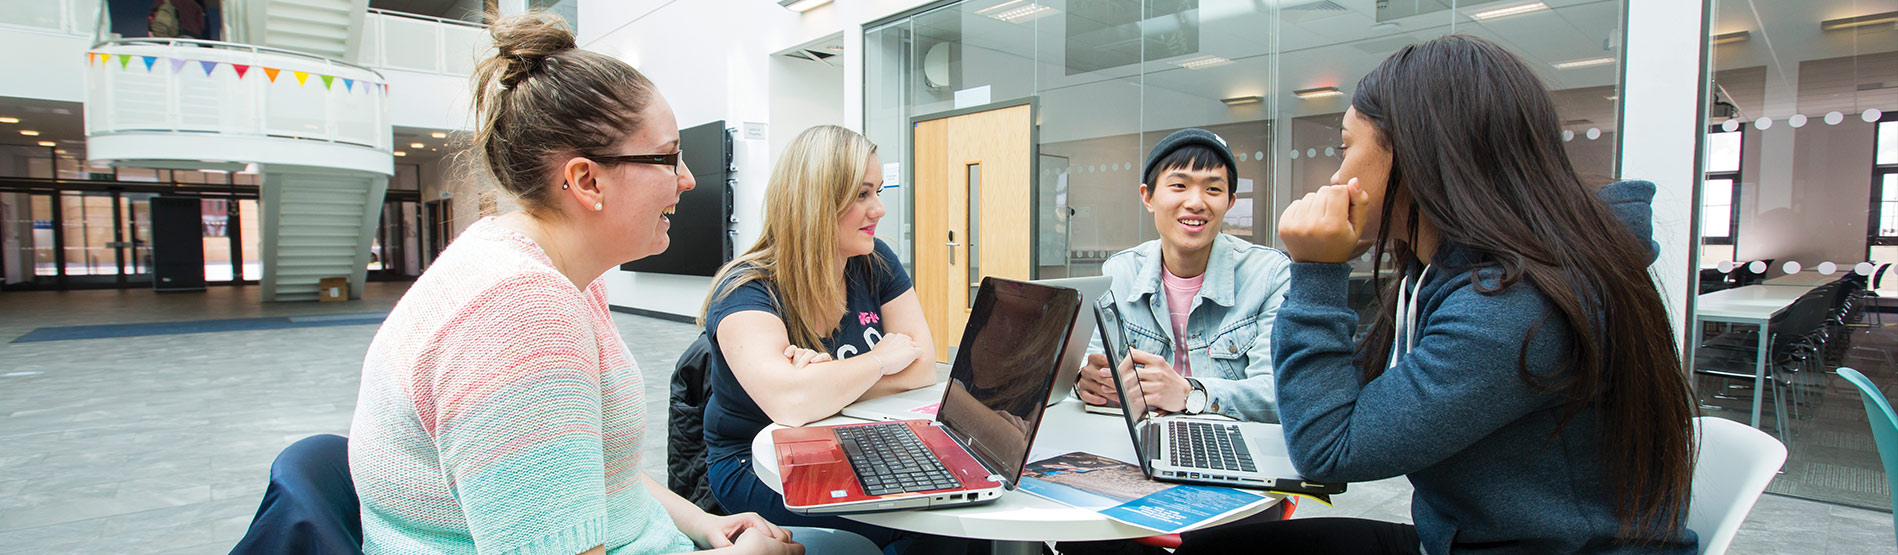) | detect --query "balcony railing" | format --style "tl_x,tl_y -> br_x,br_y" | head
0,0 -> 100,36
358,8 -> 488,75
85,38 -> 390,152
